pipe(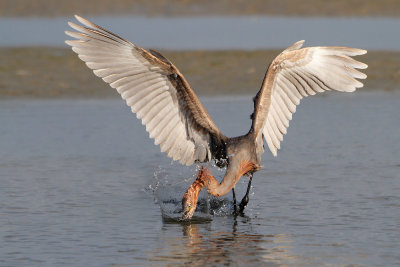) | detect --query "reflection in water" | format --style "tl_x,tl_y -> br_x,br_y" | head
150,217 -> 295,266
